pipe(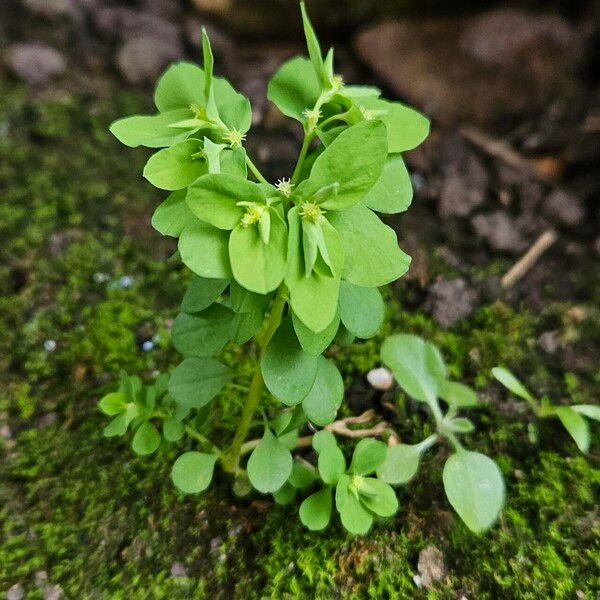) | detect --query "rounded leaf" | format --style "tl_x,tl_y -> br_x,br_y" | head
247,428 -> 293,494
338,281 -> 384,339
376,444 -> 422,485
349,438 -> 387,475
299,488 -> 333,531
168,357 -> 232,408
131,421 -> 161,456
302,357 -> 344,426
171,451 -> 217,494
